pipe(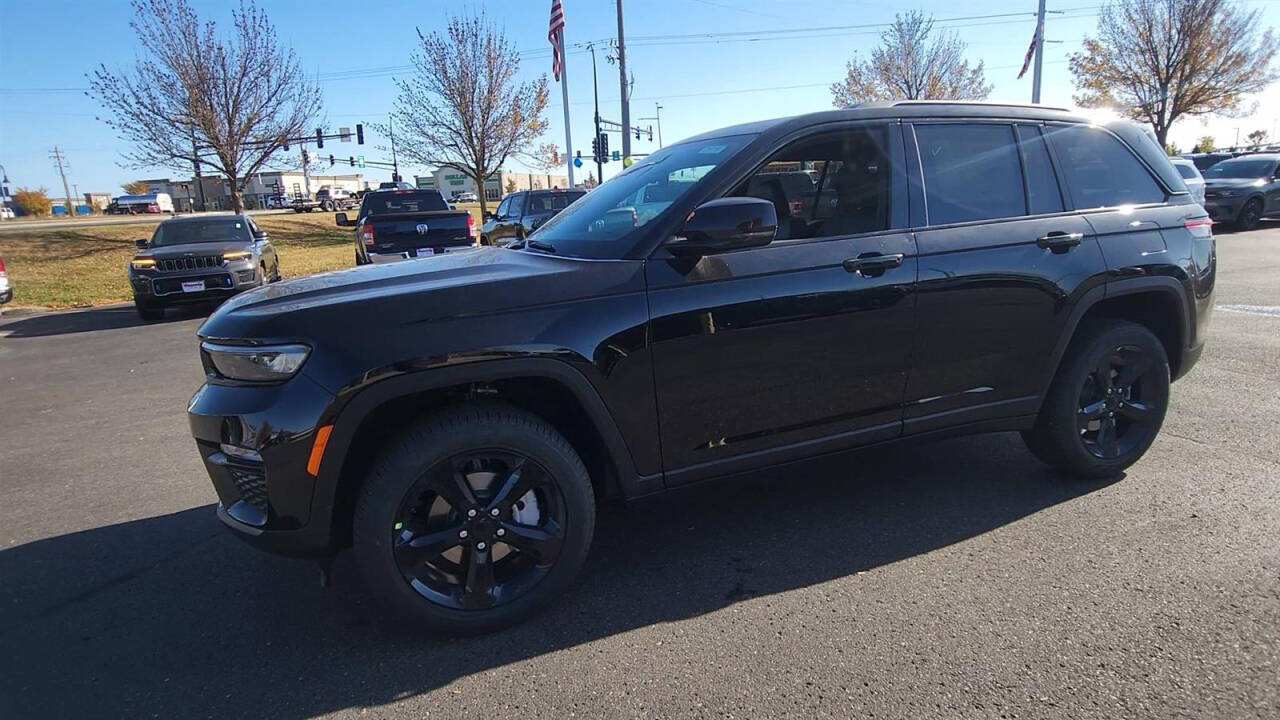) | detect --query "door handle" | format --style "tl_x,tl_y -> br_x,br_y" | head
842,253 -> 904,276
1036,231 -> 1083,252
